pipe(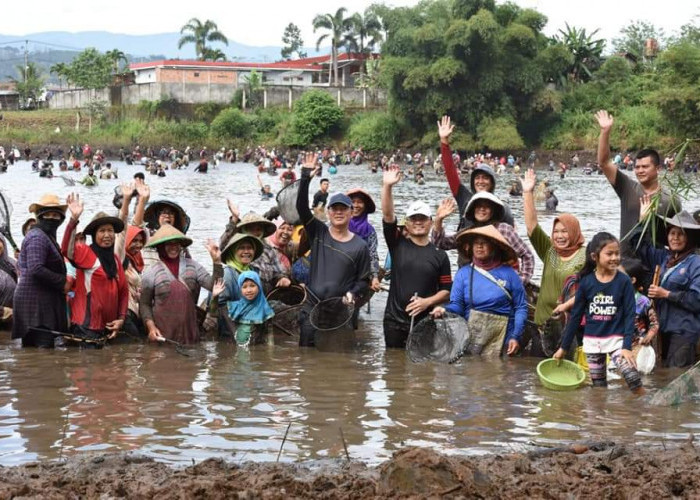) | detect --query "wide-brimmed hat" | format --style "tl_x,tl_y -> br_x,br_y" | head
346,188 -> 376,214
221,233 -> 264,263
659,210 -> 700,246
145,224 -> 193,248
28,193 -> 67,215
144,200 -> 190,233
464,192 -> 505,222
83,212 -> 124,237
237,212 -> 276,237
455,225 -> 517,264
